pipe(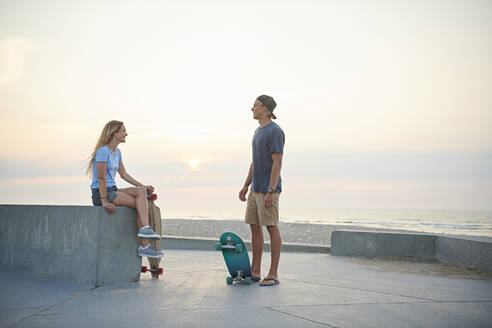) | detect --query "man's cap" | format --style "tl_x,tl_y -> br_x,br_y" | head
257,95 -> 277,119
